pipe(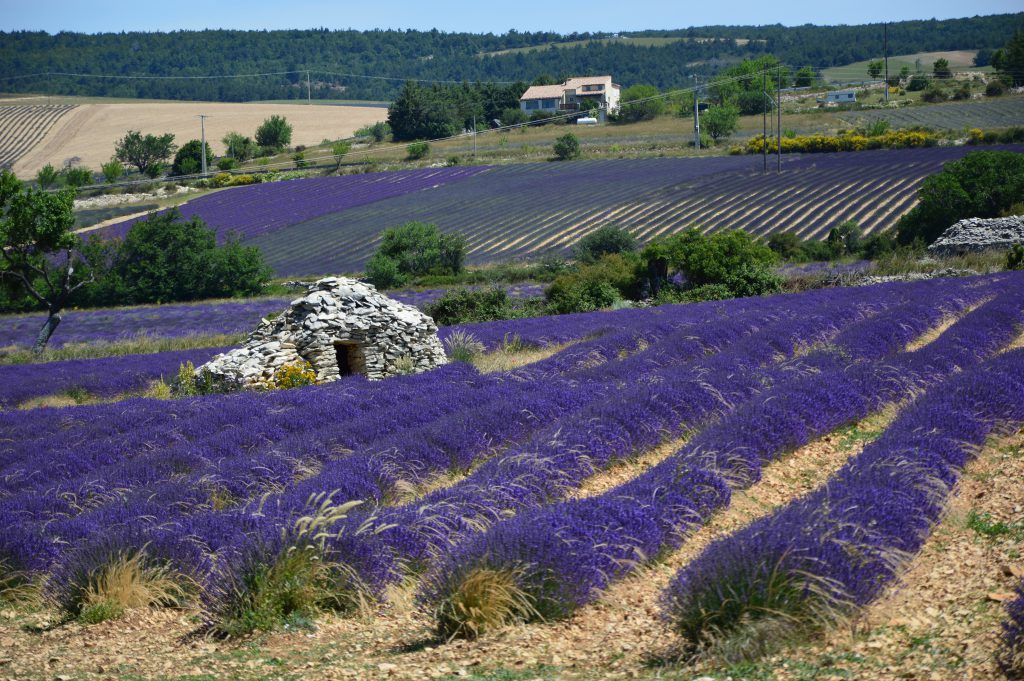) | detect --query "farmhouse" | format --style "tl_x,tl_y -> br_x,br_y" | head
196,277 -> 447,389
519,75 -> 621,115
